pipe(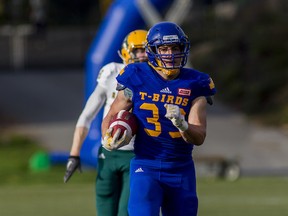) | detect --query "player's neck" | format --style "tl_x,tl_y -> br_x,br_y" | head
156,69 -> 180,80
